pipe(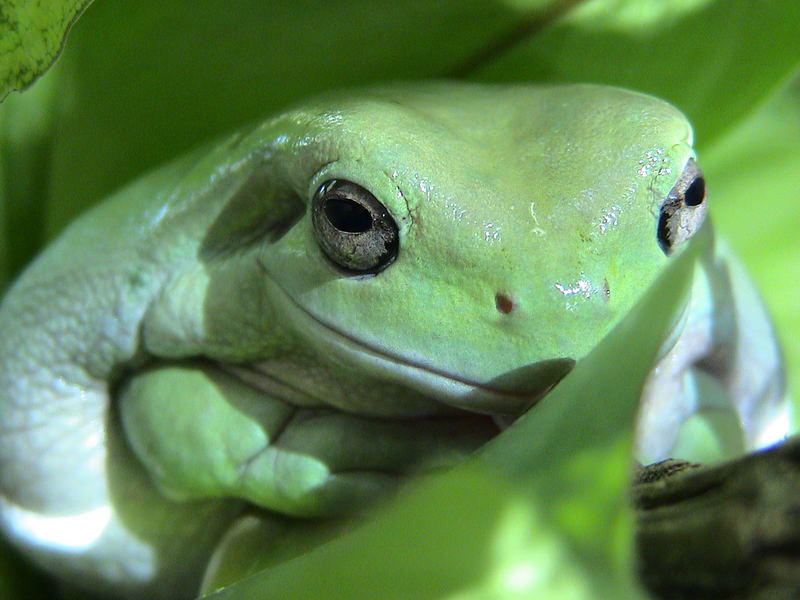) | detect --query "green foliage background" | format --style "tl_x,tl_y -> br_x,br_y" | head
0,1 -> 798,598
